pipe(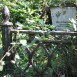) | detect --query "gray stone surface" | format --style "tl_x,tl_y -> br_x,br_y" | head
50,7 -> 76,31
